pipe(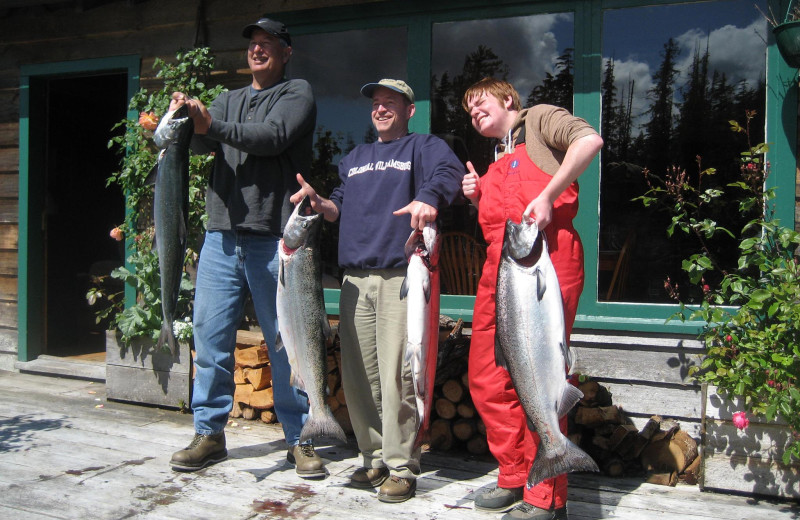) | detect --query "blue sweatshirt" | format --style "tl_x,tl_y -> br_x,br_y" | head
330,133 -> 464,269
